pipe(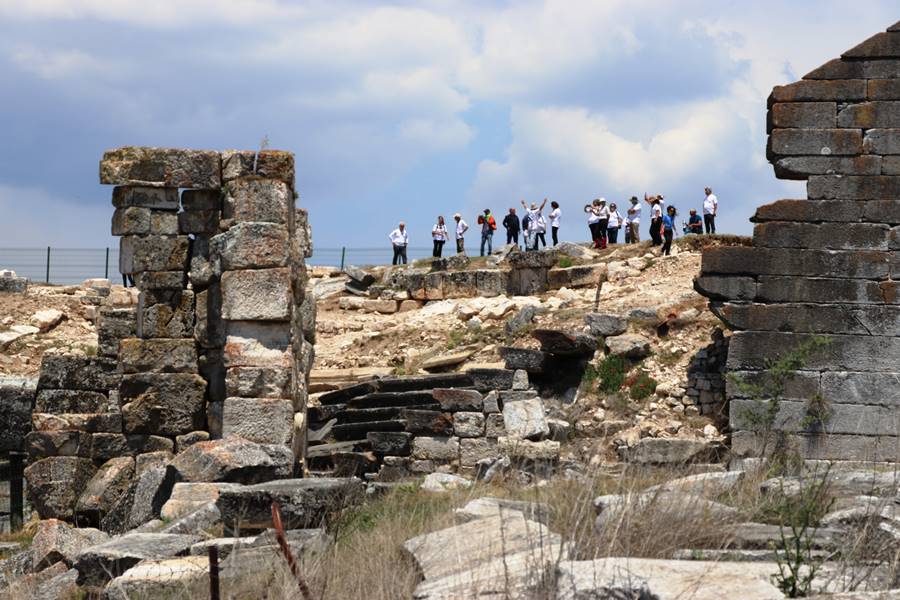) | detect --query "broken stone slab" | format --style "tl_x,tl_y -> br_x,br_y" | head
30,519 -> 109,570
24,430 -> 92,459
0,273 -> 28,293
166,436 -> 293,484
221,397 -> 294,444
73,532 -> 201,587
25,457 -> 97,520
405,512 -> 566,599
594,491 -> 738,532
159,501 -> 222,535
120,373 -> 206,436
26,565 -> 79,600
645,470 -> 744,499
2,562 -> 72,600
225,365 -> 292,399
497,437 -> 560,461
103,555 -> 208,600
420,472 -> 472,493
175,431 -> 210,454
126,465 -> 182,531
29,309 -> 65,333
531,328 -> 598,357
585,313 -> 628,337
223,321 -> 292,368
502,398 -> 549,441
605,333 -> 652,359
75,457 -> 135,523
724,522 -> 843,550
556,558 -> 785,600
499,347 -> 549,373
100,147 -> 221,188
454,496 -> 551,525
412,436 -> 460,462
161,482 -> 244,521
89,433 -> 174,463
620,438 -> 720,465
420,348 -> 476,371
216,478 -> 365,534
379,372 -> 474,393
